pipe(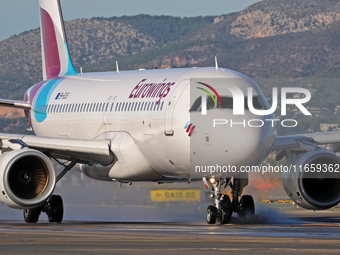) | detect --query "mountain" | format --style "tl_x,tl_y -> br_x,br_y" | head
0,15 -> 215,99
1,0 -> 340,134
113,0 -> 340,78
230,0 -> 340,39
